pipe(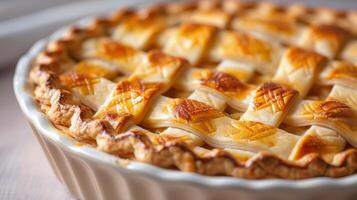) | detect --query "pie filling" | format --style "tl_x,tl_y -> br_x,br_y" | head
30,0 -> 357,179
